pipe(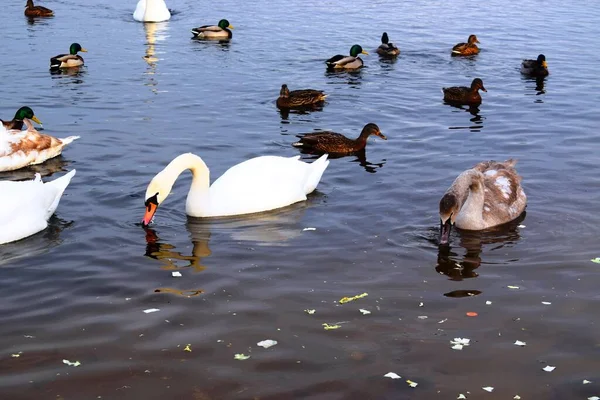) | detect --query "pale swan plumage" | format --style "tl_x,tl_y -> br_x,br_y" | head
142,153 -> 329,224
133,0 -> 170,22
0,119 -> 79,172
0,169 -> 76,244
439,159 -> 527,244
